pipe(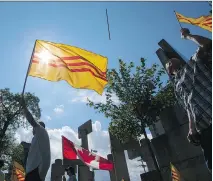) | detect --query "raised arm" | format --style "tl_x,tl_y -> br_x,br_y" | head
186,109 -> 196,133
181,28 -> 212,48
21,96 -> 39,128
